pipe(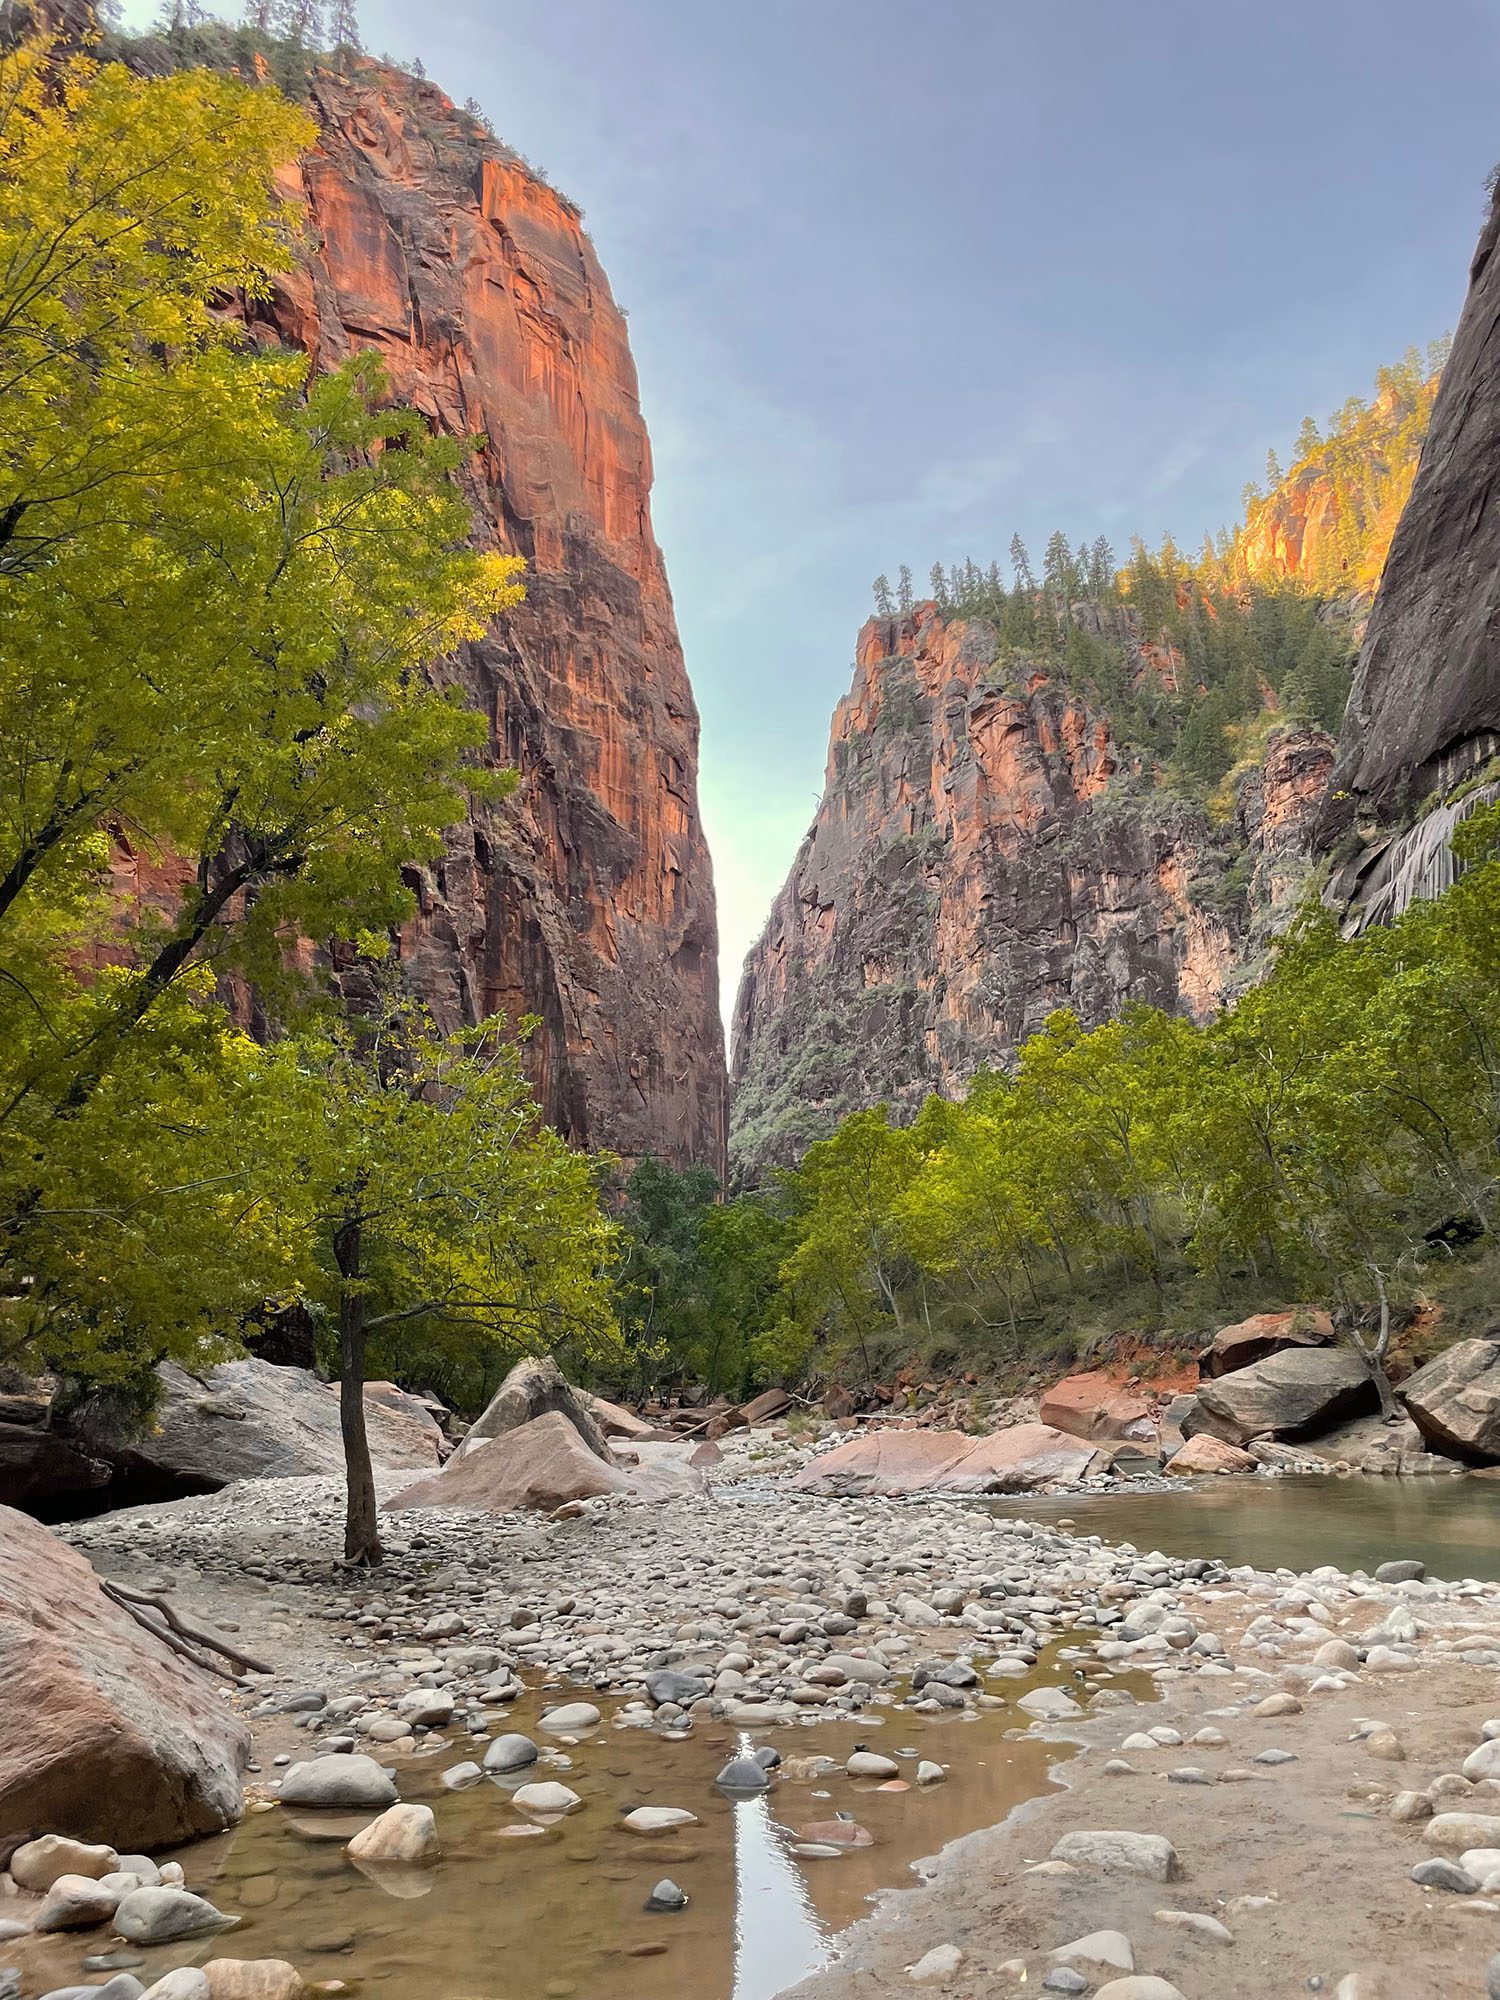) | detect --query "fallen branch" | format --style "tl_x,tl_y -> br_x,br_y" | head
101,1580 -> 271,1679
